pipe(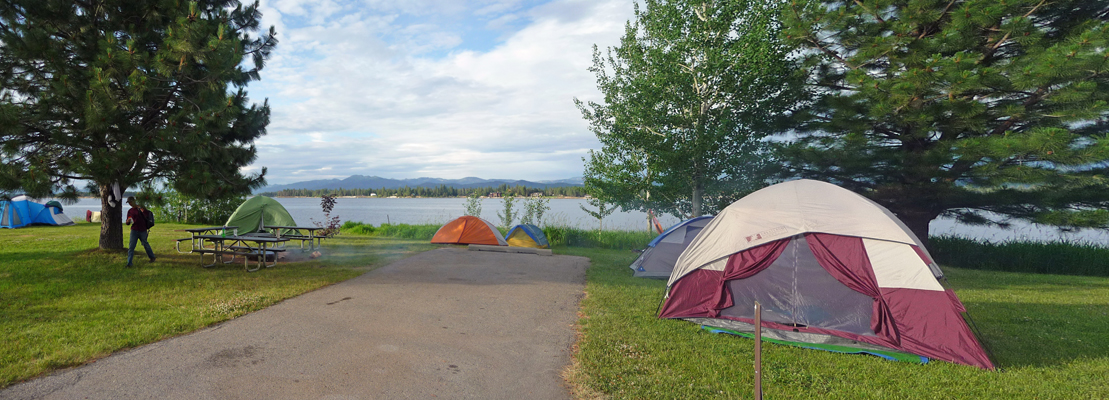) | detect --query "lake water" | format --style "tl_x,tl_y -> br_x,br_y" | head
57,197 -> 683,231
55,197 -> 1109,244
